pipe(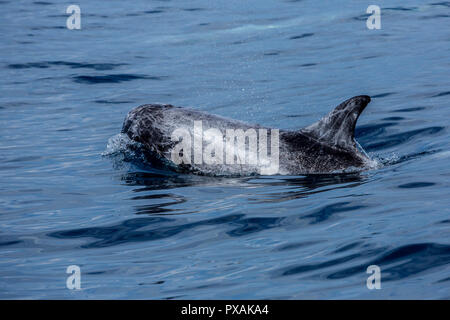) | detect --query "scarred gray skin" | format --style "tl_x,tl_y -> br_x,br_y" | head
121,95 -> 372,175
